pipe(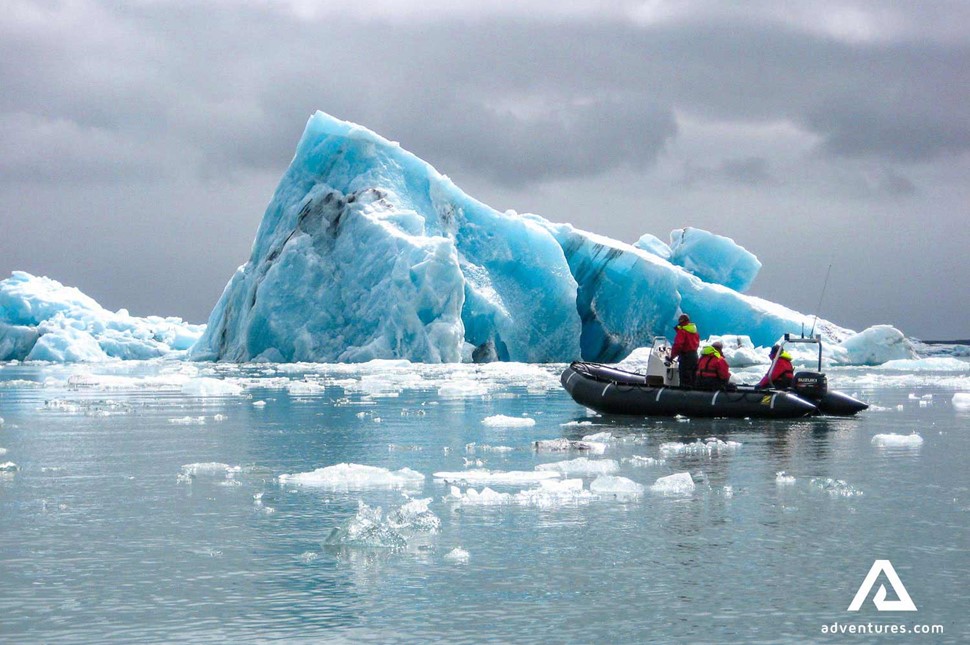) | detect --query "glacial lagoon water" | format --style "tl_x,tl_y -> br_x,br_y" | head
0,360 -> 968,643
